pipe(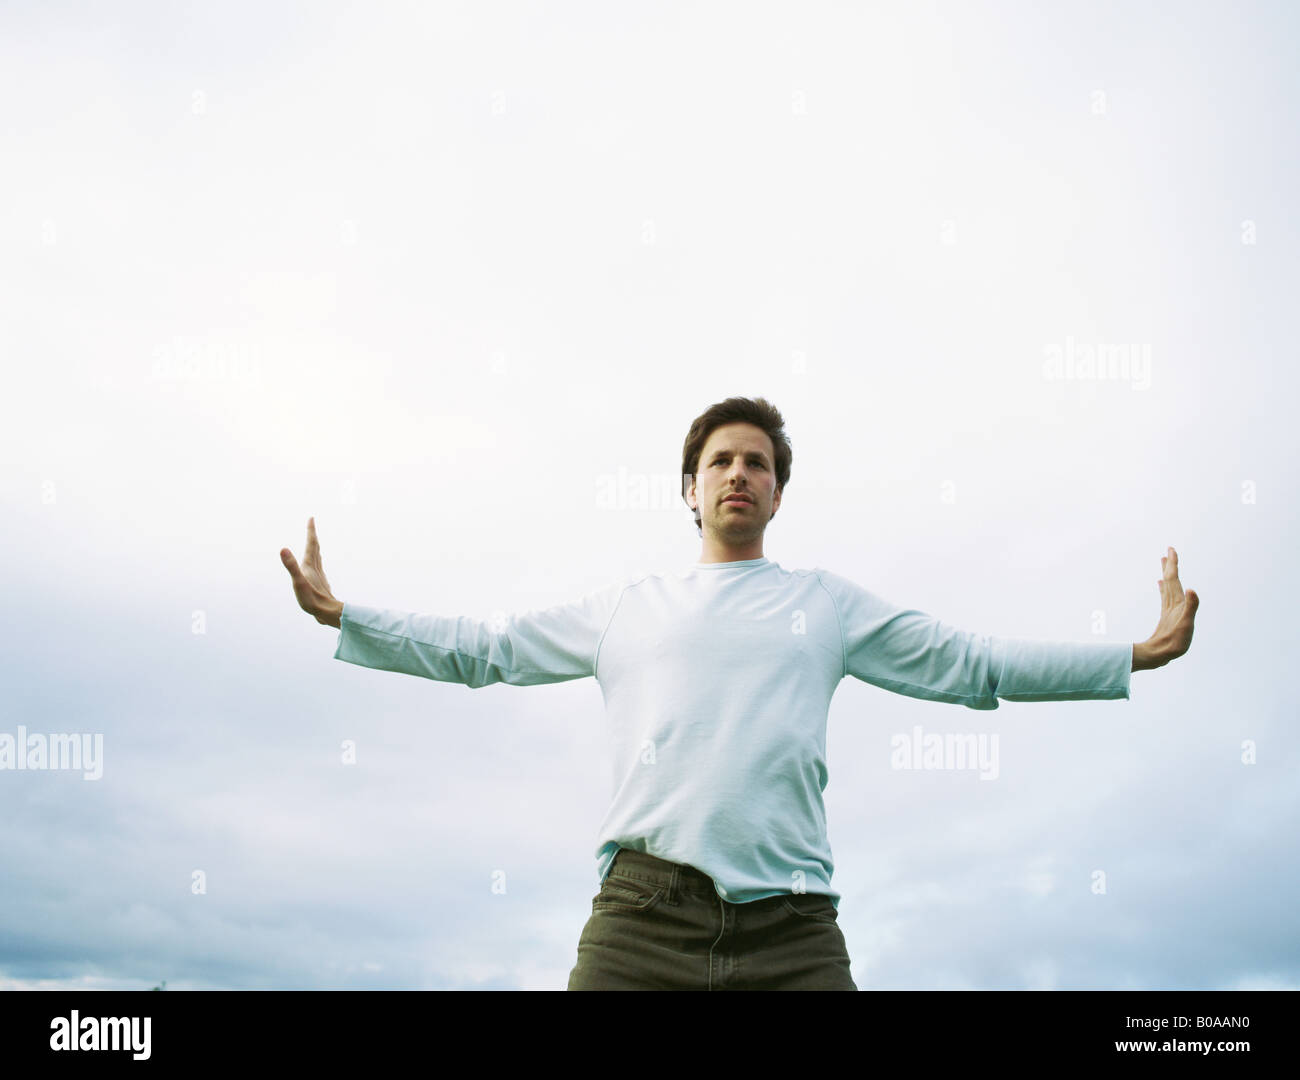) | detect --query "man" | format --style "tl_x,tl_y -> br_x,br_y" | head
280,395 -> 1199,990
